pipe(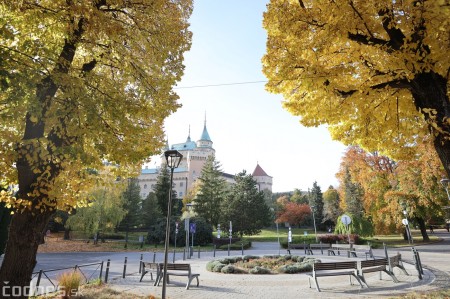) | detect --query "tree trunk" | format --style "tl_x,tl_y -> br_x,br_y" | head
64,227 -> 71,240
415,216 -> 430,242
411,71 -> 450,177
0,209 -> 53,299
